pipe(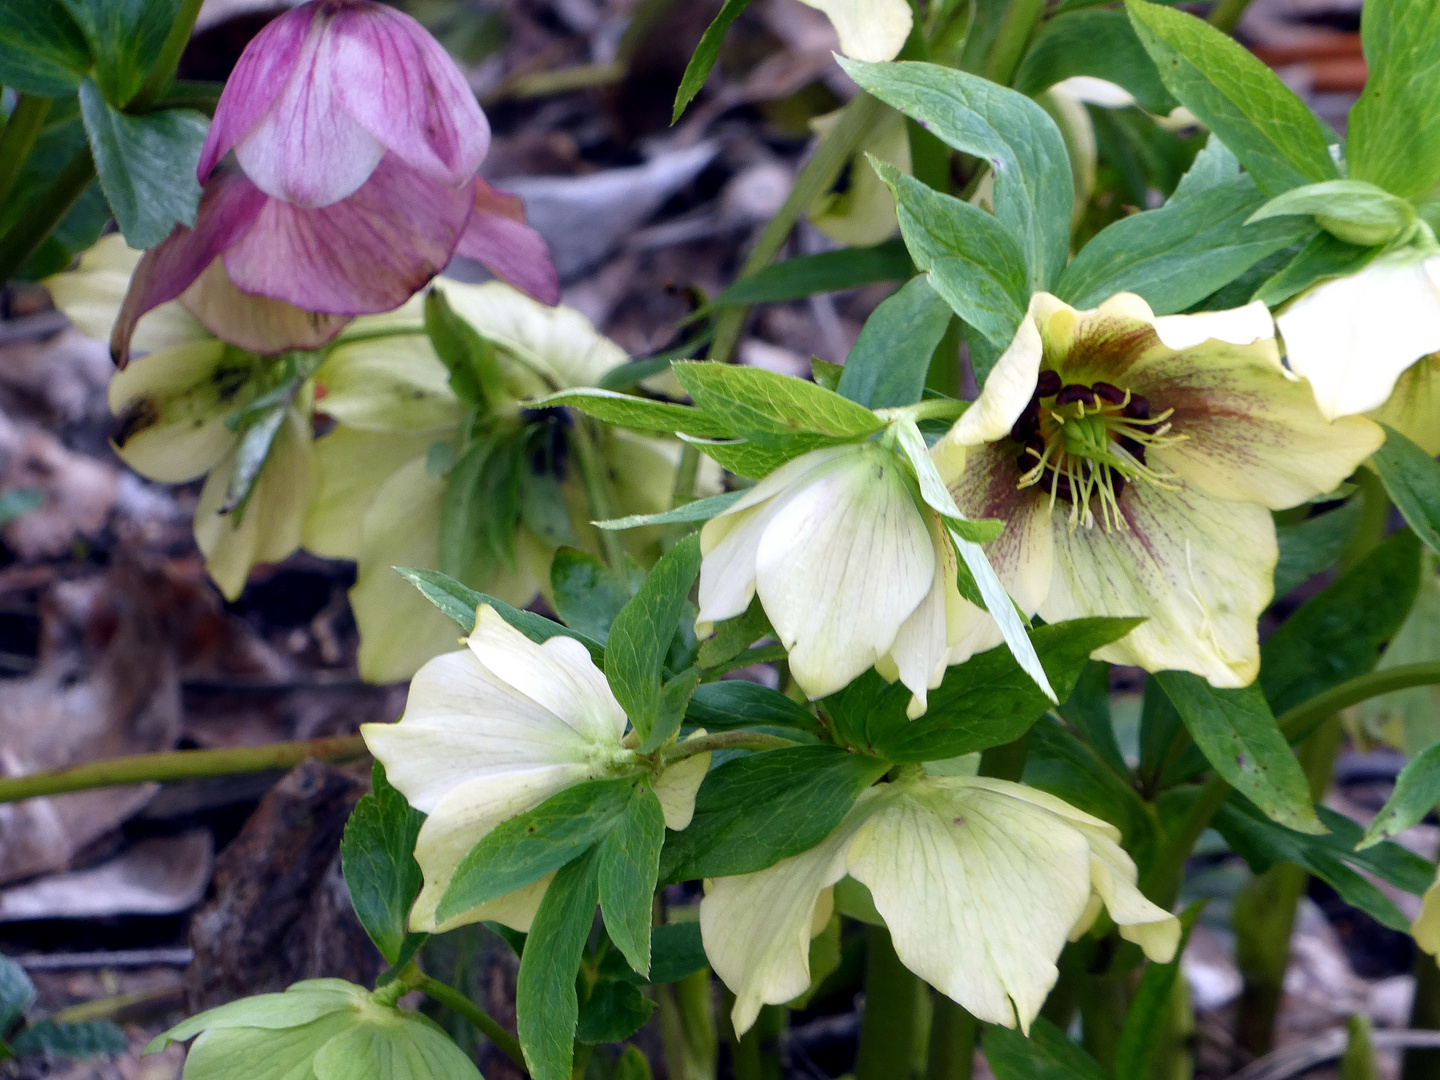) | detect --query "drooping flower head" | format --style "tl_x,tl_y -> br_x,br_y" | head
111,0 -> 558,365
363,606 -> 710,933
797,0 -> 913,63
937,292 -> 1384,686
700,771 -> 1179,1035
